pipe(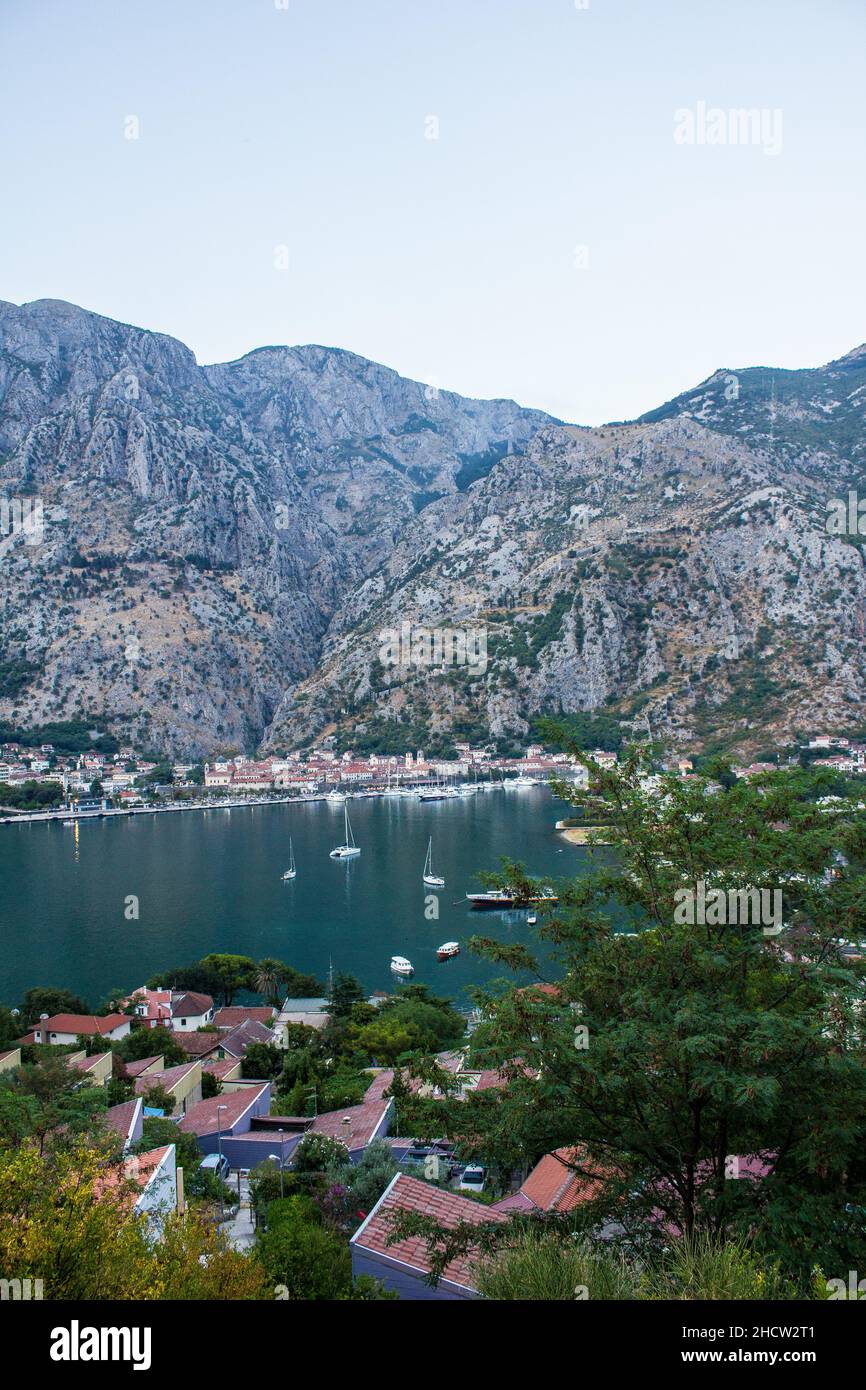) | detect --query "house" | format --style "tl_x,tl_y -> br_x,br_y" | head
351,1173 -> 506,1300
134,1060 -> 202,1116
97,1144 -> 181,1239
202,1057 -> 243,1084
122,1055 -> 165,1080
217,1019 -> 278,1060
125,987 -> 172,1029
65,1050 -> 113,1087
28,1013 -> 131,1045
213,1006 -> 276,1030
306,1070 -> 394,1160
169,992 -> 215,1031
177,1082 -> 273,1167
173,1031 -> 222,1061
103,1096 -> 144,1152
0,1047 -> 21,1075
494,1146 -> 605,1214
